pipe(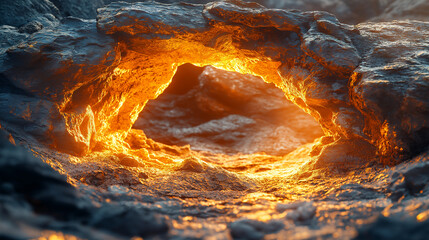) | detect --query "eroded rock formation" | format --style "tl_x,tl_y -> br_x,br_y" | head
0,0 -> 428,166
2,1 -> 429,239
